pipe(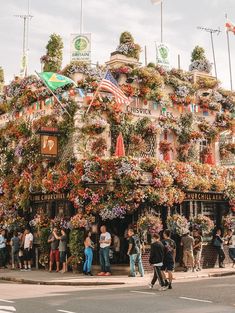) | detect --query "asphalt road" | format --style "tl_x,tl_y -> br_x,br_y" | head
0,276 -> 235,313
